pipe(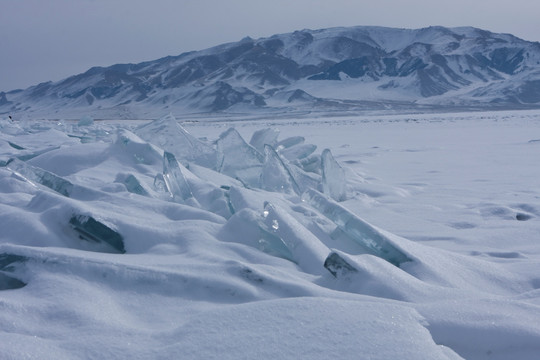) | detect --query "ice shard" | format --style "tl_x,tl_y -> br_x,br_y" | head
0,272 -> 26,290
324,251 -> 359,278
153,173 -> 168,193
7,159 -> 74,197
249,128 -> 280,153
262,202 -> 329,274
321,149 -> 347,201
216,128 -> 263,187
295,153 -> 321,174
279,143 -> 317,162
8,141 -> 25,150
0,253 -> 28,290
136,114 -> 218,168
258,223 -> 296,263
69,214 -> 126,254
219,208 -> 295,262
116,173 -> 151,196
260,145 -> 300,195
286,162 -> 321,194
276,136 -> 304,150
162,151 -> 195,203
302,189 -> 411,267
115,129 -> 162,166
